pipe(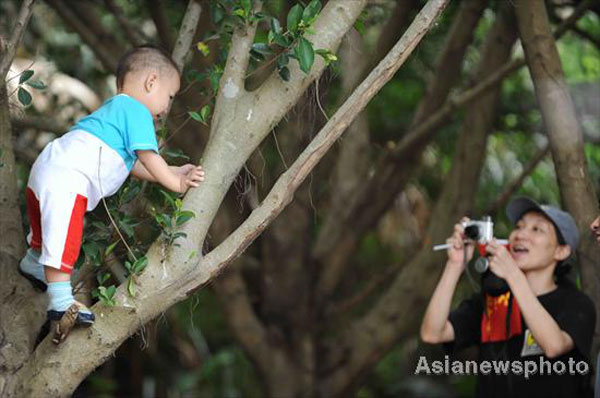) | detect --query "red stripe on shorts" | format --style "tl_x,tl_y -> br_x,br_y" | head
60,194 -> 87,273
25,188 -> 42,250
